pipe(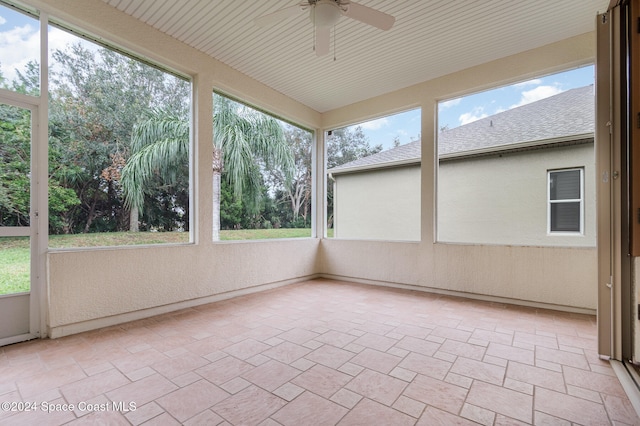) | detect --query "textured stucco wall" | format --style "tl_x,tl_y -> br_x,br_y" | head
318,239 -> 596,311
48,239 -> 320,333
333,166 -> 420,241
332,143 -> 595,247
438,143 -> 596,246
